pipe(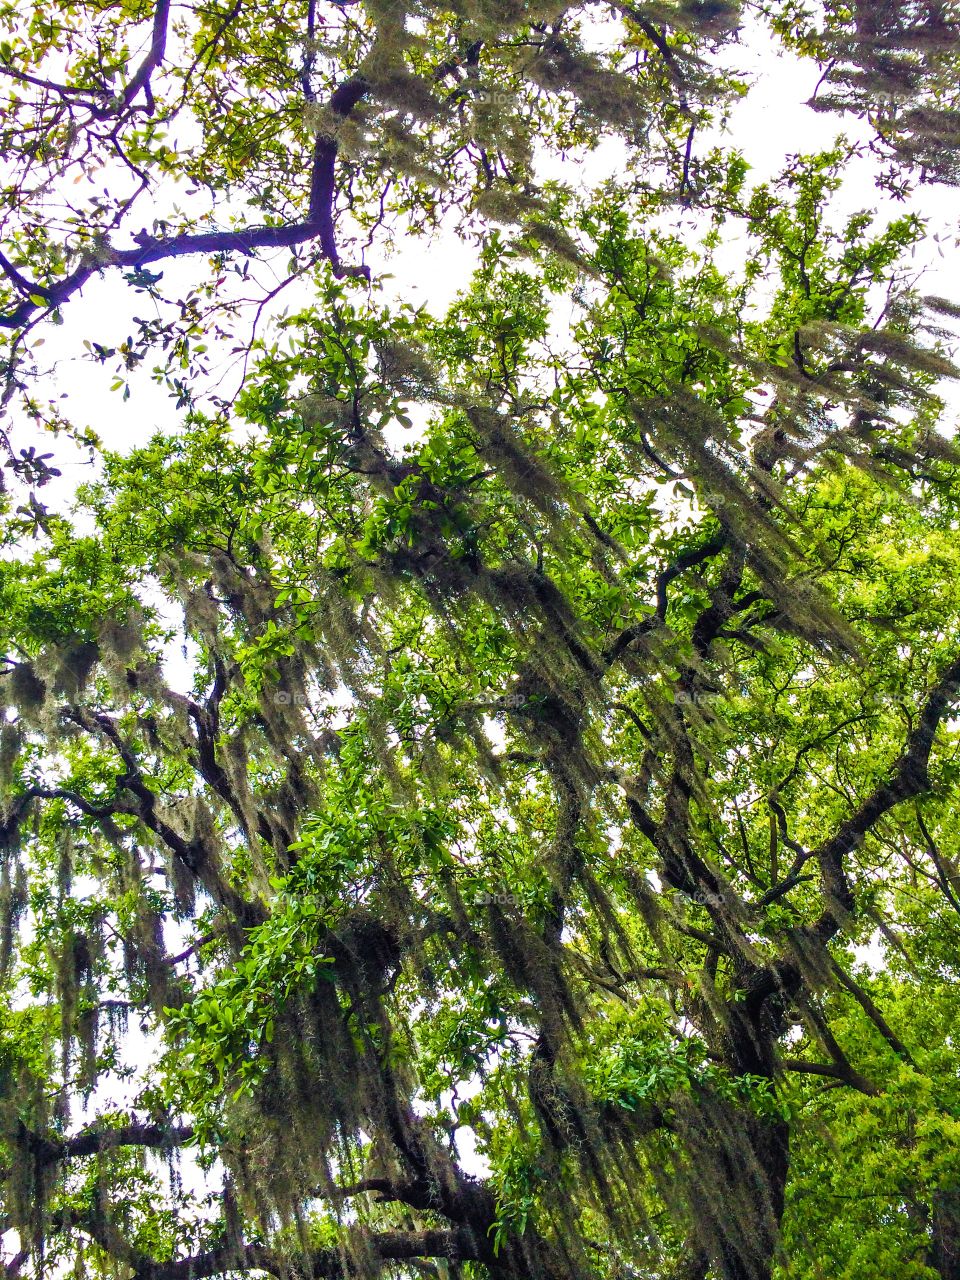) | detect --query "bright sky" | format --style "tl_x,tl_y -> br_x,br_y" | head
11,12 -> 959,496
